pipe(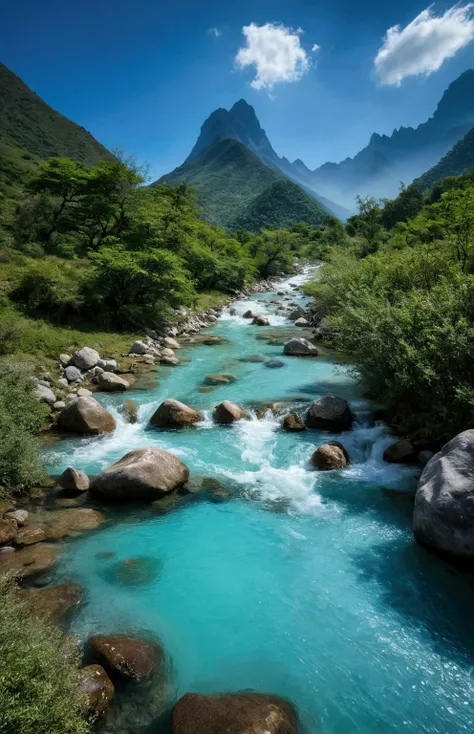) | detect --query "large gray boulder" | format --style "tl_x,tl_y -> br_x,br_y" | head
172,692 -> 297,734
130,340 -> 148,355
414,430 -> 474,559
283,338 -> 318,356
65,365 -> 83,383
97,372 -> 130,392
58,397 -> 116,435
73,347 -> 100,371
90,448 -> 190,501
305,395 -> 353,431
150,399 -> 201,427
36,383 -> 56,405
